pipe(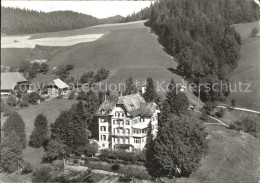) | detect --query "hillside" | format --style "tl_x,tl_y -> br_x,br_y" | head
229,20 -> 260,110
